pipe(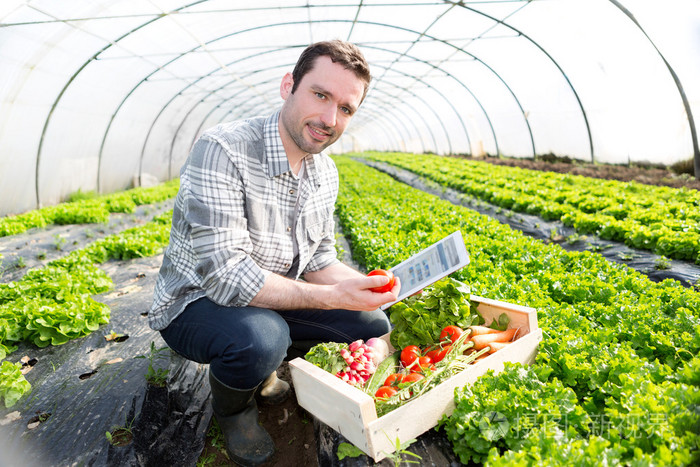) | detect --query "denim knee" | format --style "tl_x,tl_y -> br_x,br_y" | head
212,309 -> 292,389
359,308 -> 392,339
